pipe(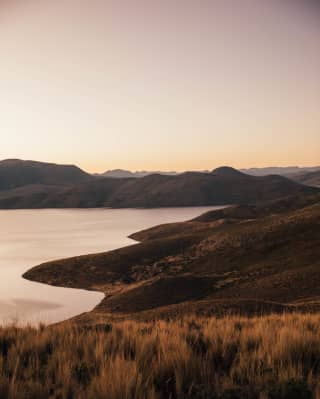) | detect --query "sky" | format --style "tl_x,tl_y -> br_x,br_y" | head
0,0 -> 319,173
